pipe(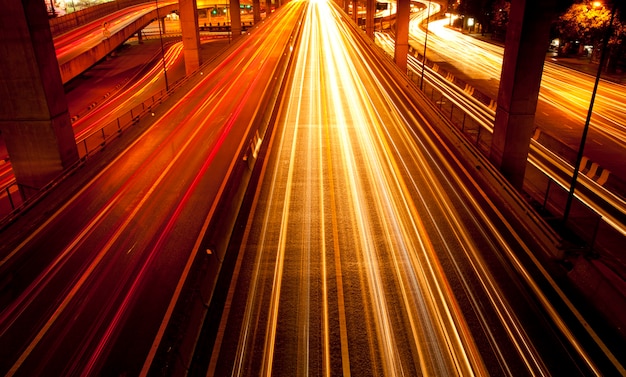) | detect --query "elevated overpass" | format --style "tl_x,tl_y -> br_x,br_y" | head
53,2 -> 179,84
